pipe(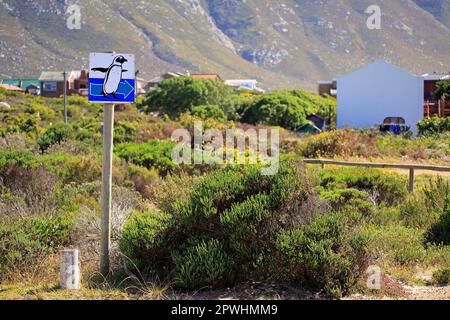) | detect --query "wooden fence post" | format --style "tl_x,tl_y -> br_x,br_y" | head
409,168 -> 415,193
100,104 -> 114,276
